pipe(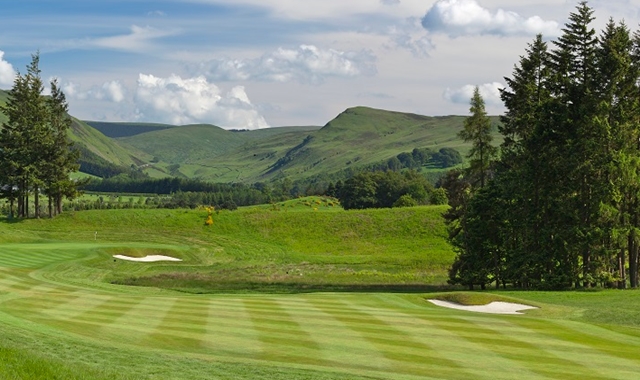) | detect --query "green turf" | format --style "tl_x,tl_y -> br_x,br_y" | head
1,207 -> 640,379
